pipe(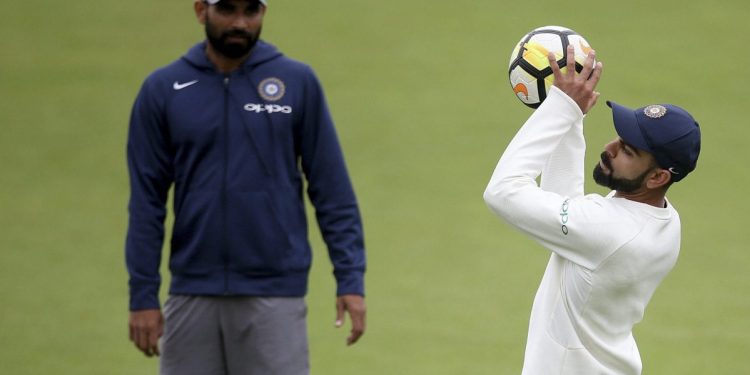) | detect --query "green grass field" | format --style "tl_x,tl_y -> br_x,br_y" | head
2,0 -> 749,373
